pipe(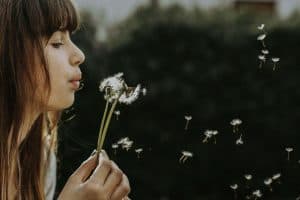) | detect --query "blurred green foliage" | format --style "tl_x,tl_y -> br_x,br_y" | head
56,5 -> 300,200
